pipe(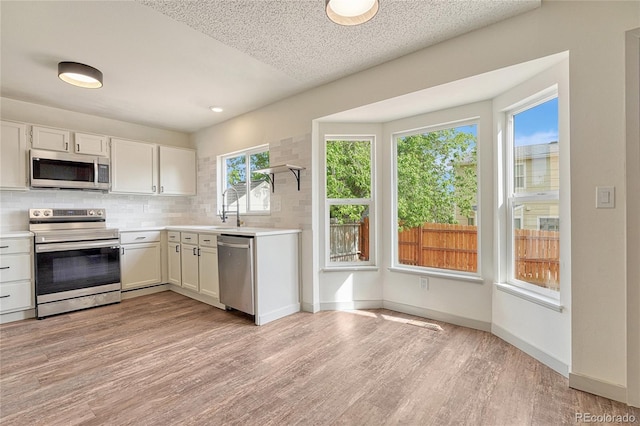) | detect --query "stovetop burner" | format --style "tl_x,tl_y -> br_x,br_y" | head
29,208 -> 118,242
